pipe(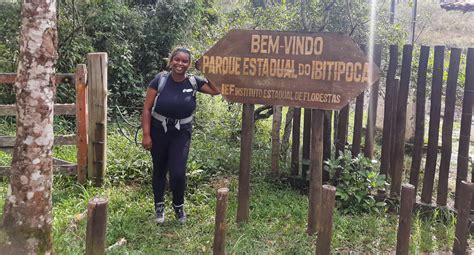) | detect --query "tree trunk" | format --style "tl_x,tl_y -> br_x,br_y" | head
1,1 -> 58,254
